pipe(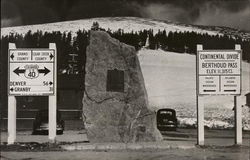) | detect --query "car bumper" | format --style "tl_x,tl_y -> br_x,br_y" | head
35,127 -> 64,131
157,124 -> 177,131
33,125 -> 64,135
157,124 -> 176,128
